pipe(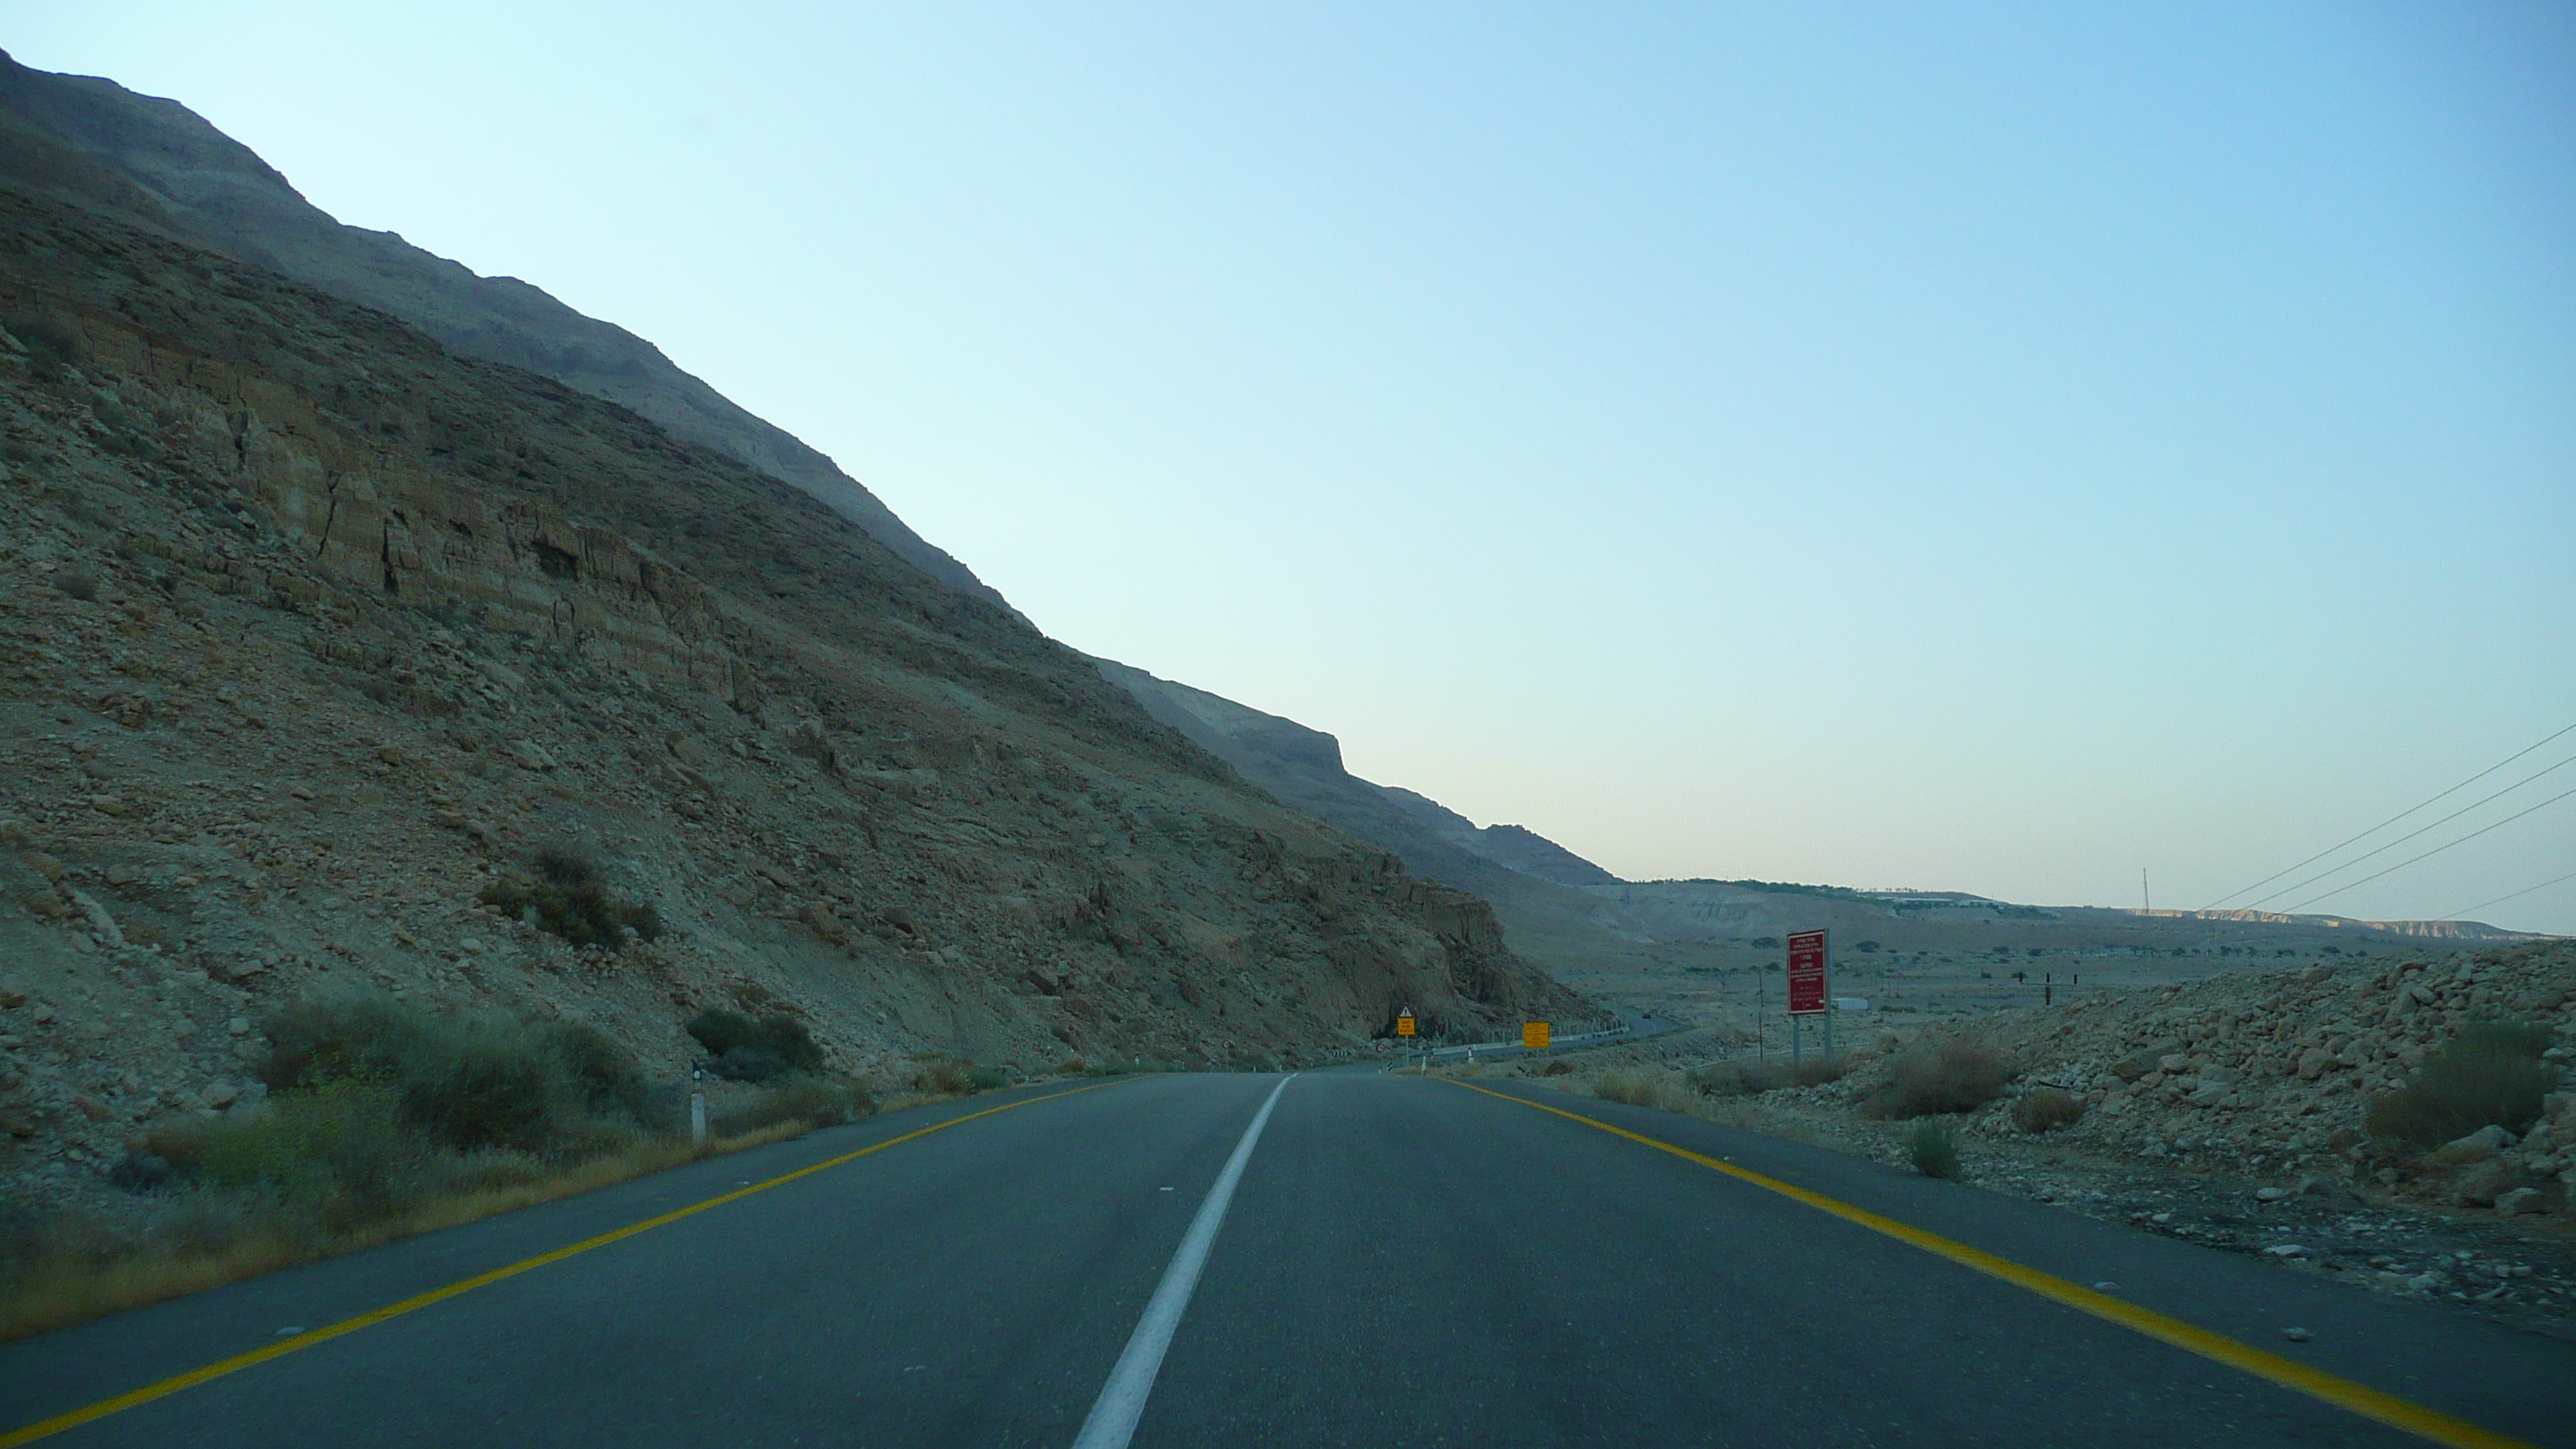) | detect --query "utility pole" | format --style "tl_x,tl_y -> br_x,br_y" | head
2142,868 -> 2151,914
